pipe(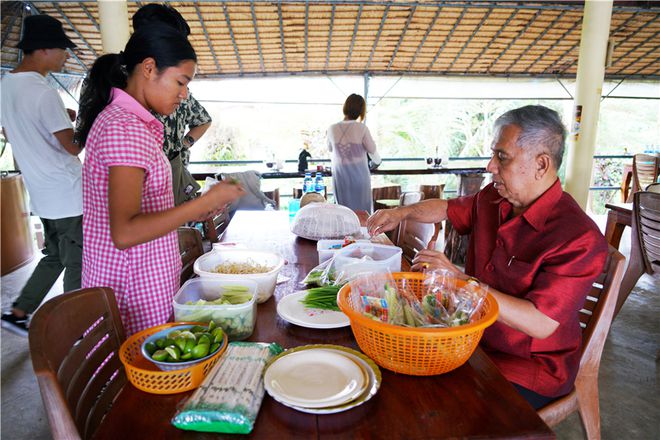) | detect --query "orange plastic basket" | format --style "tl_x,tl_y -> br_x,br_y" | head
337,272 -> 499,376
119,322 -> 228,394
